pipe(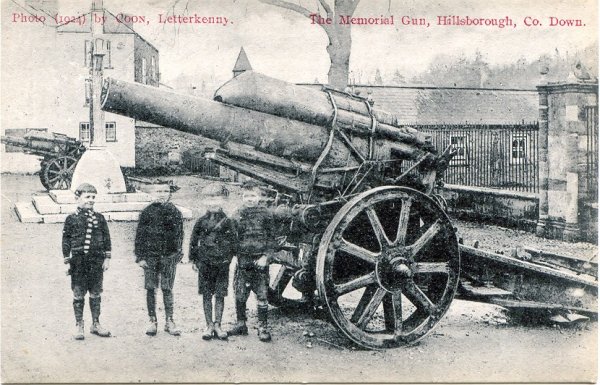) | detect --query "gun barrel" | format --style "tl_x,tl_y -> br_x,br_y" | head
102,78 -> 362,166
214,71 -> 429,147
1,136 -> 30,148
